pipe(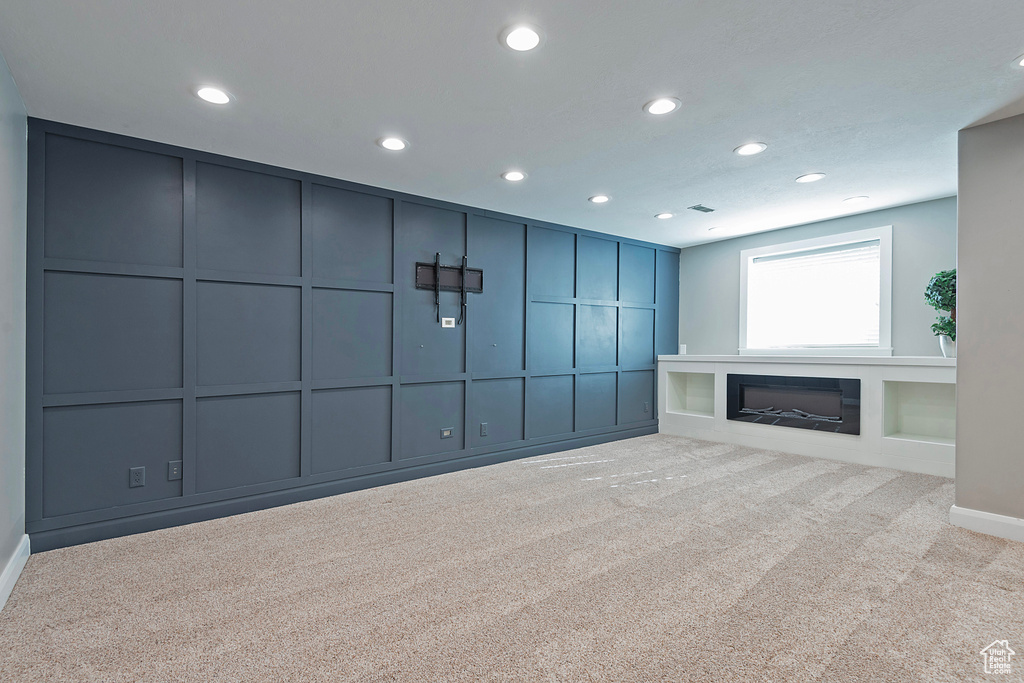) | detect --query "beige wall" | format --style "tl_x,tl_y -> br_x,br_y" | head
0,48 -> 27,576
956,113 -> 1024,520
678,197 -> 958,356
